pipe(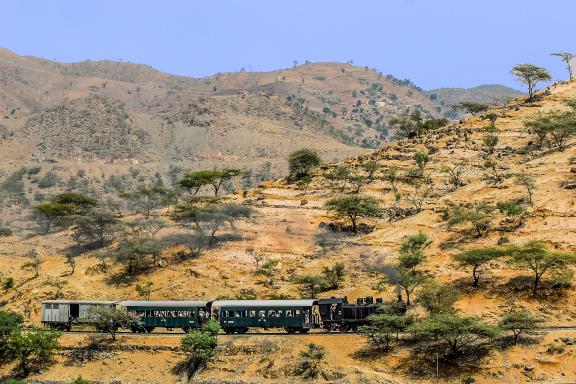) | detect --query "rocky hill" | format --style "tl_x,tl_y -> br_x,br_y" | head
0,76 -> 575,383
1,47 -> 521,156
